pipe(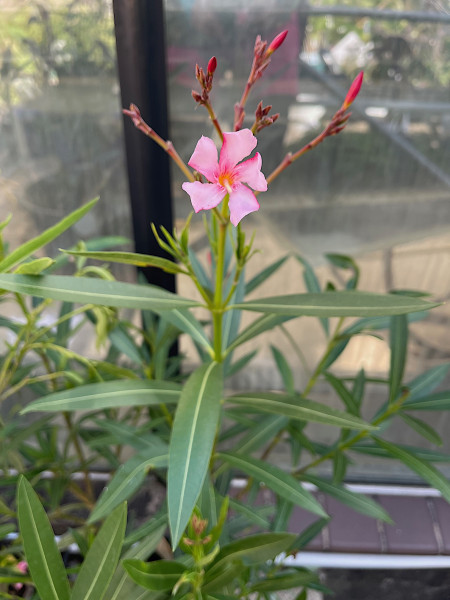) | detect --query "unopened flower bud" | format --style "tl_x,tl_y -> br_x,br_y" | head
342,71 -> 364,110
266,30 -> 288,56
207,56 -> 217,75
